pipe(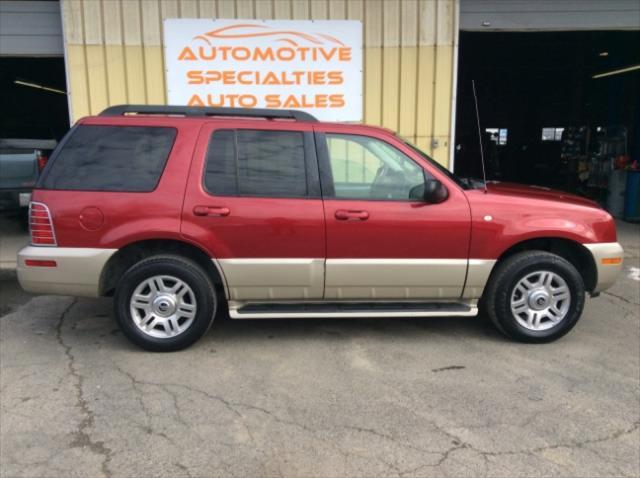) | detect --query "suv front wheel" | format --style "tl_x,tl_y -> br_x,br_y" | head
483,251 -> 586,343
114,255 -> 217,351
